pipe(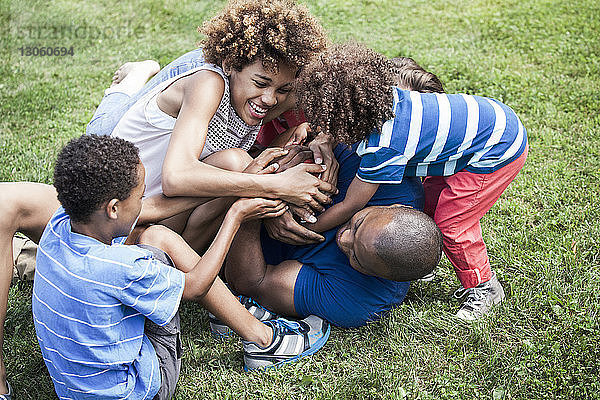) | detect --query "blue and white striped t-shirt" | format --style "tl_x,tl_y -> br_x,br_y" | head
33,207 -> 185,400
356,88 -> 528,183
